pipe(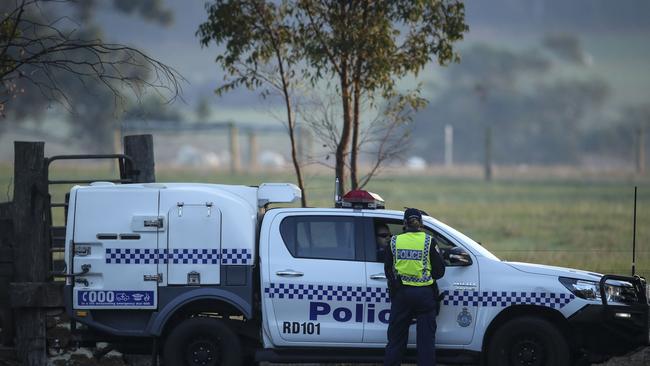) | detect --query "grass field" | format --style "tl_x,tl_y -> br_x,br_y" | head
1,162 -> 649,280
